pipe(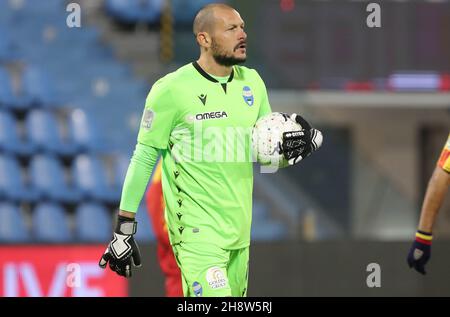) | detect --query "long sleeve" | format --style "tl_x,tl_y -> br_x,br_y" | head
119,142 -> 160,213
